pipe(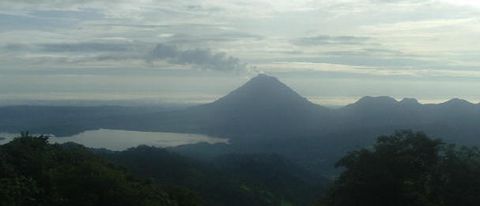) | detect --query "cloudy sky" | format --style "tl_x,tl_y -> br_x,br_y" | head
1,0 -> 480,106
